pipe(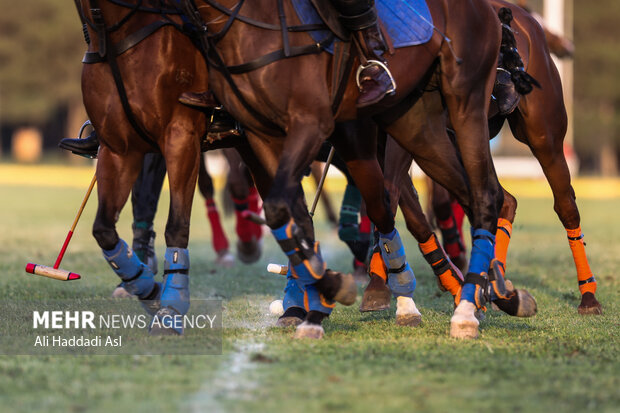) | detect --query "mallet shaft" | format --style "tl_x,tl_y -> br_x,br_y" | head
53,174 -> 97,269
309,146 -> 335,217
